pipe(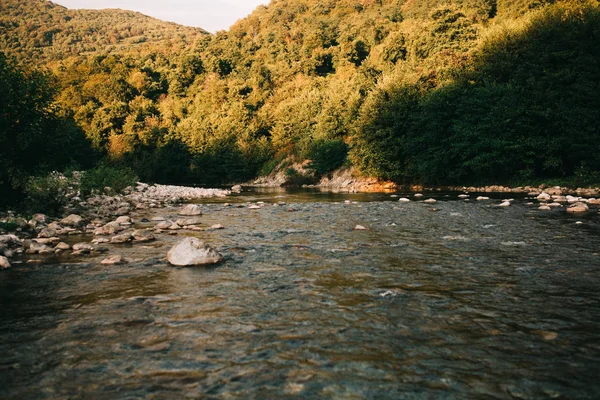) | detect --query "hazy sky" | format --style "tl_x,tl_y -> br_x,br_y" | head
53,0 -> 270,33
